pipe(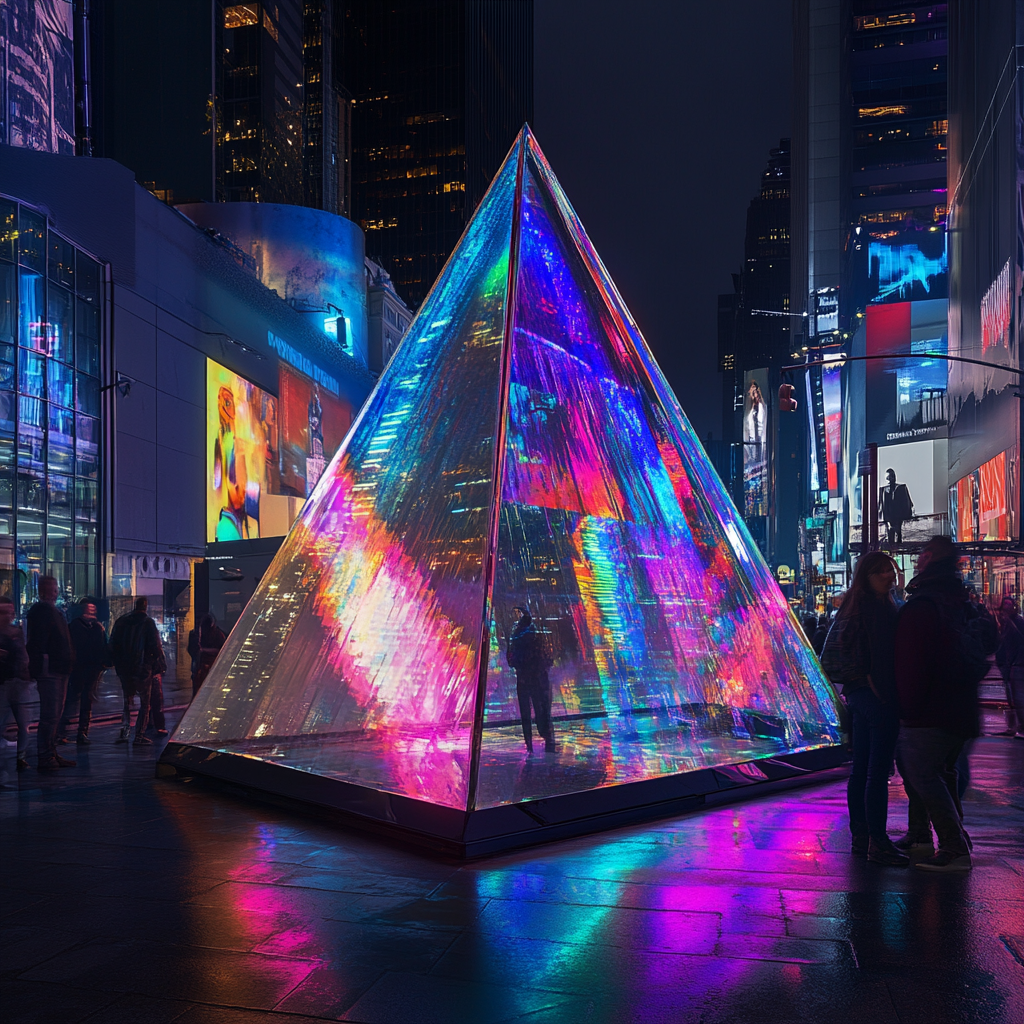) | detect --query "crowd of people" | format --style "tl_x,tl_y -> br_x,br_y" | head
0,579 -> 227,774
816,535 -> 1020,873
